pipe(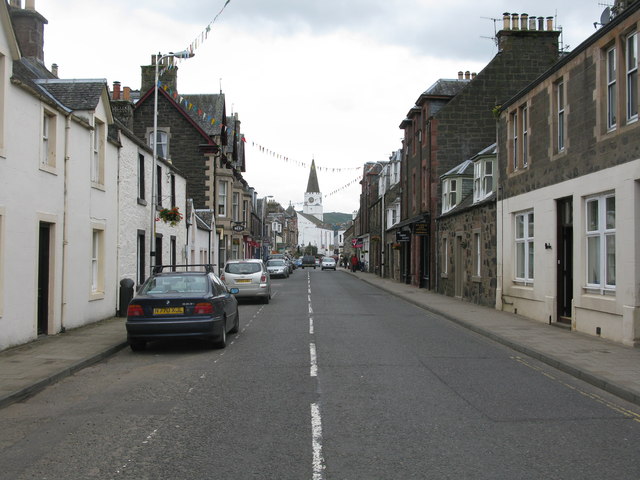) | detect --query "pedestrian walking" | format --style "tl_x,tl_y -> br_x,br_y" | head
350,254 -> 359,272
